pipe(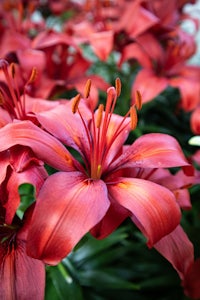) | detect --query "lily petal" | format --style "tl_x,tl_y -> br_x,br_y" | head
27,171 -> 110,265
131,68 -> 168,104
119,42 -> 152,68
5,164 -> 47,224
90,194 -> 130,239
89,31 -> 114,61
112,133 -> 189,170
0,240 -> 45,300
108,177 -> 181,247
0,151 -> 9,184
116,3 -> 158,38
170,70 -> 200,111
0,107 -> 12,127
0,121 -> 77,171
37,102 -> 91,156
0,205 -> 45,300
154,225 -> 194,280
183,258 -> 200,300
